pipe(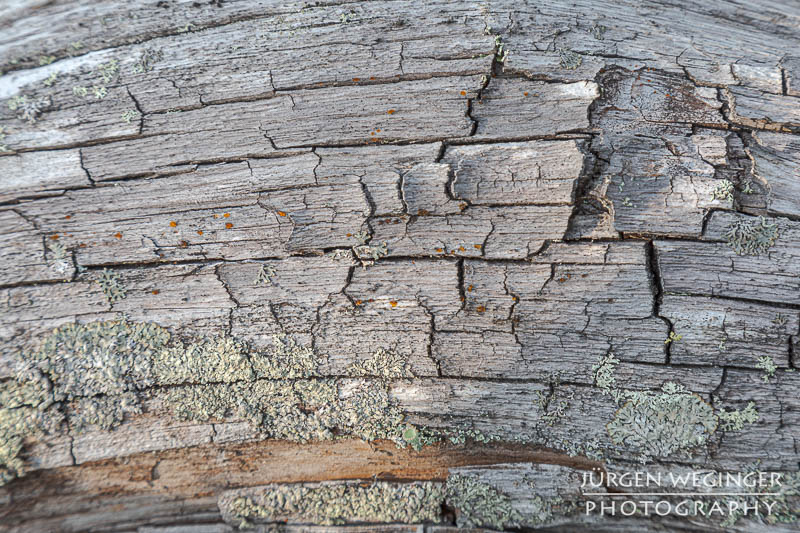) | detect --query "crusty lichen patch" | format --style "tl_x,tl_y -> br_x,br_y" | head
346,348 -> 414,378
0,374 -> 62,485
224,481 -> 445,527
1,320 -> 421,485
445,474 -> 523,529
166,378 -> 407,443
